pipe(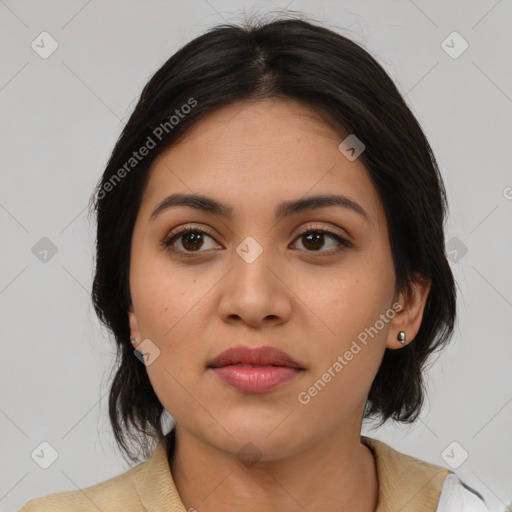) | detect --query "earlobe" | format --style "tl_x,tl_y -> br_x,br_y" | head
386,277 -> 431,350
128,310 -> 142,349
